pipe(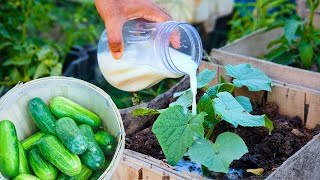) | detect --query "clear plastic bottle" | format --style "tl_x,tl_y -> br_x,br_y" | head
97,20 -> 203,92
